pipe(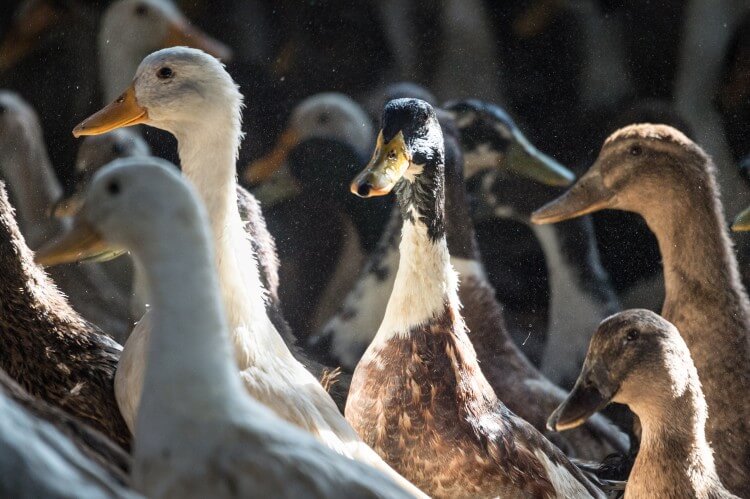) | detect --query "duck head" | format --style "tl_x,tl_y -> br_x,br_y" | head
36,157 -> 195,267
99,0 -> 231,101
350,98 -> 442,199
531,124 -> 707,225
548,309 -> 689,431
244,92 -> 373,185
74,46 -> 242,140
445,99 -> 575,187
52,129 -> 152,220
